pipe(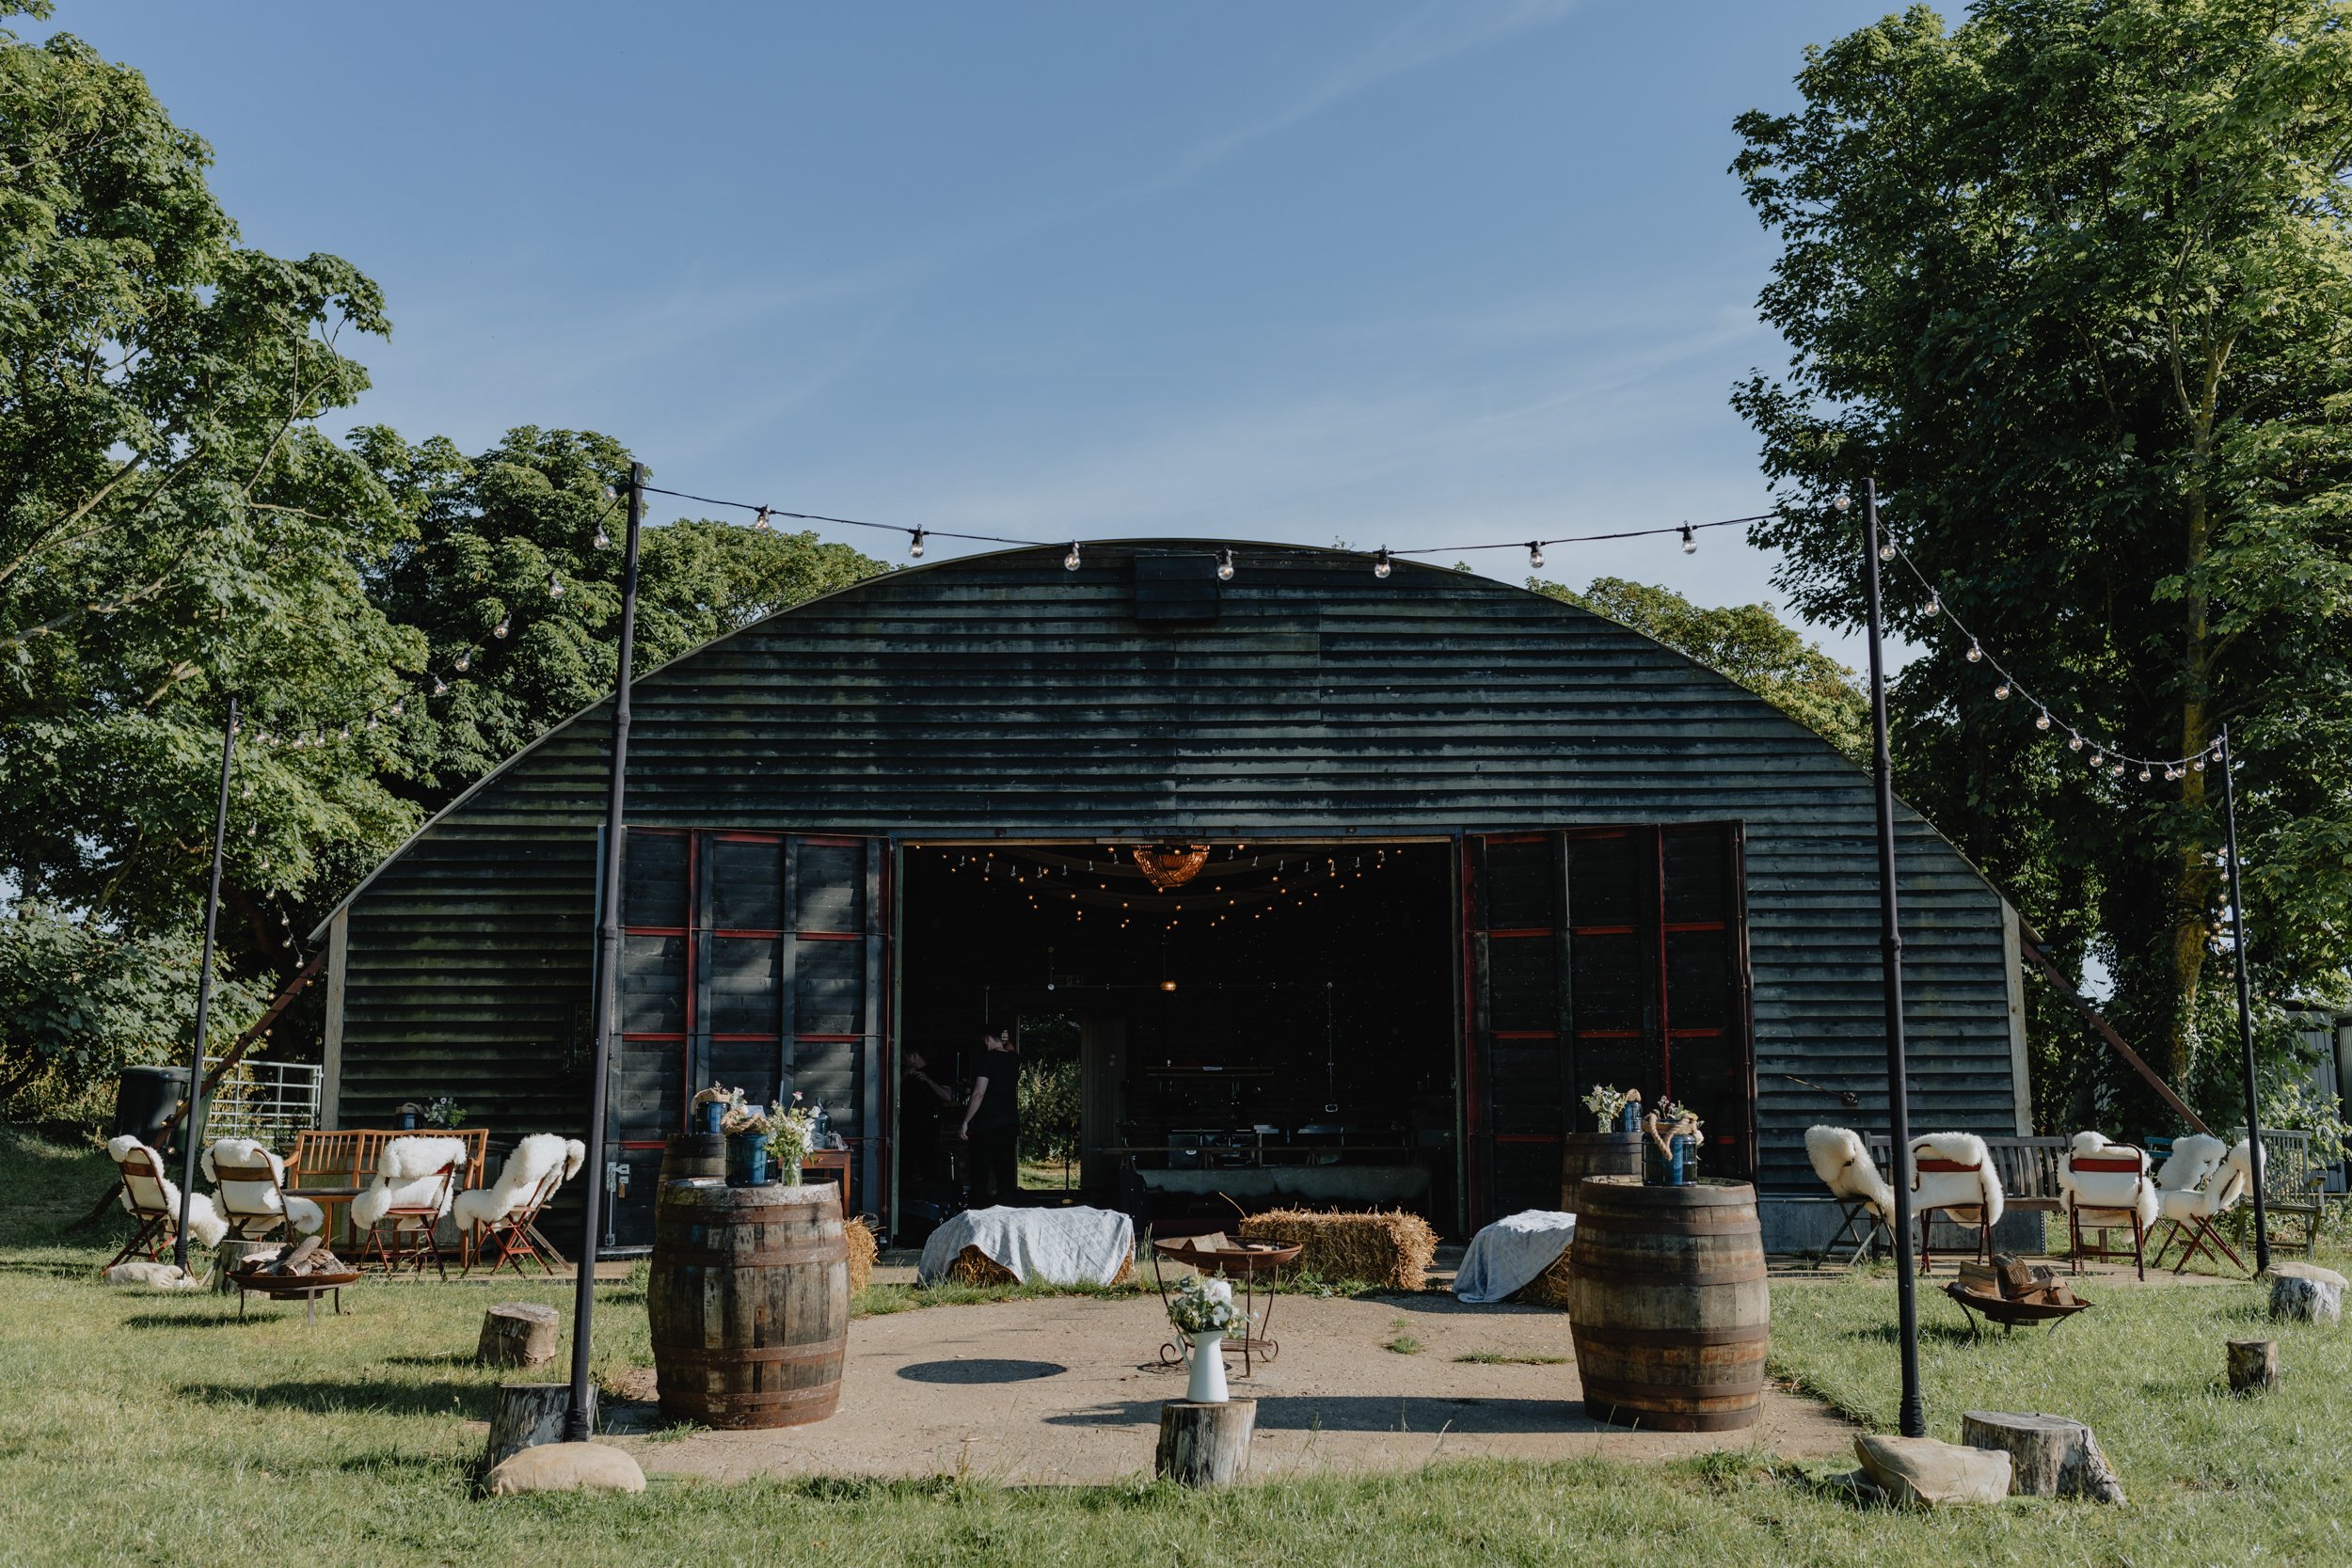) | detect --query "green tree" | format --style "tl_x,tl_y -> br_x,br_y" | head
1731,0 -> 2352,1123
1530,575 -> 1869,760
